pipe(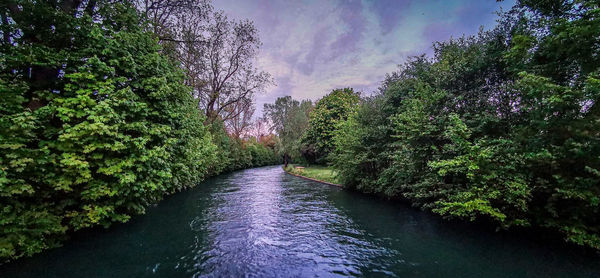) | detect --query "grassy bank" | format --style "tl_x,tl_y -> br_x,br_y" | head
284,164 -> 341,185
